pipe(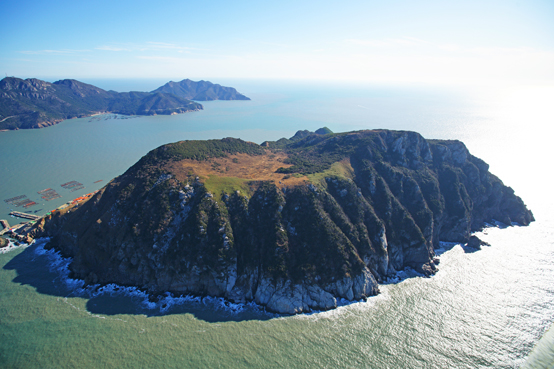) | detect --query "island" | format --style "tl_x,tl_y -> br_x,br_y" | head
0,77 -> 250,131
152,79 -> 250,101
33,128 -> 533,314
